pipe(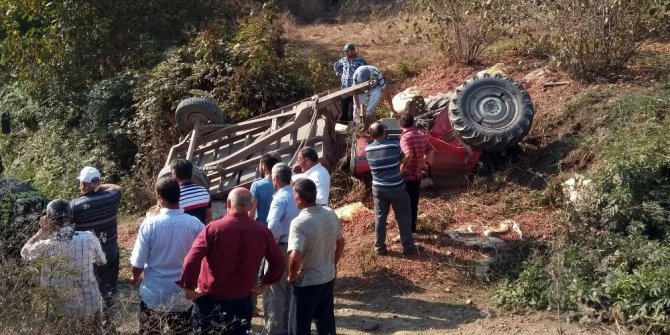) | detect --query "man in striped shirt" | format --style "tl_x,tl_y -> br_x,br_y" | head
171,159 -> 212,224
70,166 -> 123,331
364,123 -> 418,256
